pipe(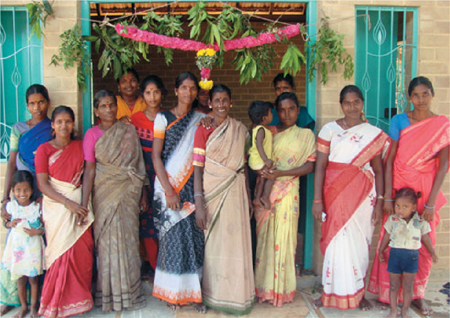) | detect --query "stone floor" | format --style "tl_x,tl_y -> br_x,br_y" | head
2,268 -> 448,318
